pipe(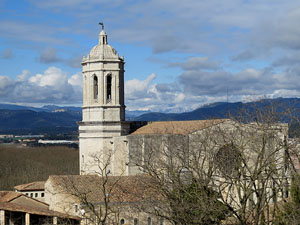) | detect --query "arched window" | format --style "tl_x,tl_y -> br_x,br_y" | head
120,219 -> 125,225
106,74 -> 112,102
134,218 -> 138,225
93,75 -> 98,100
215,143 -> 241,177
147,217 -> 151,225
